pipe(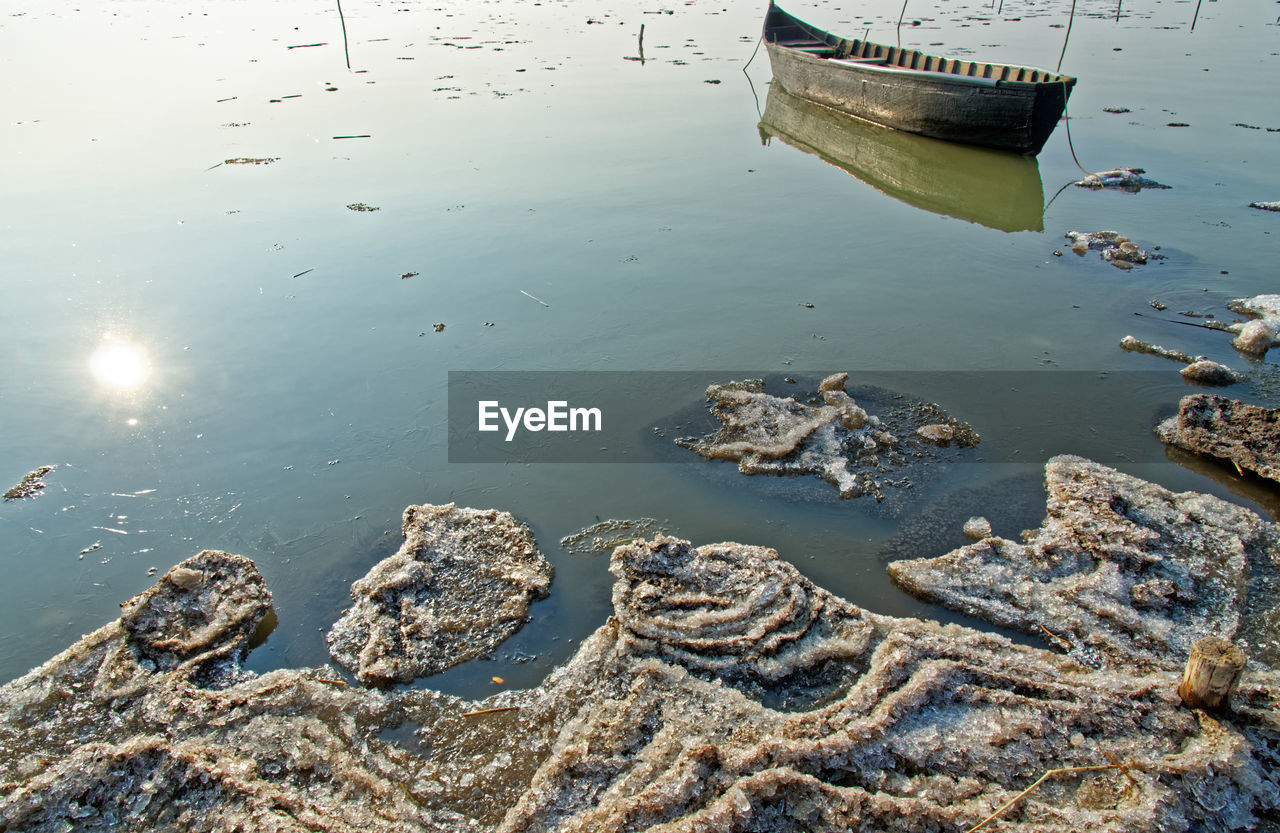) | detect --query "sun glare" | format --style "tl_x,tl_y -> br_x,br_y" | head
89,340 -> 150,390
